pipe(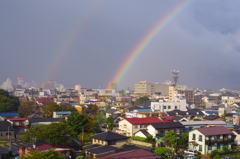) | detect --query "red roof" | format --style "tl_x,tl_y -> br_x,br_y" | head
98,149 -> 160,159
36,97 -> 54,103
195,126 -> 233,136
8,118 -> 26,121
14,126 -> 28,129
125,117 -> 164,125
160,116 -> 174,122
27,143 -> 70,151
